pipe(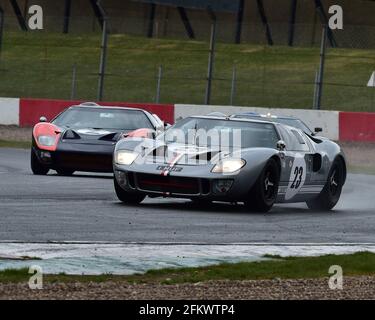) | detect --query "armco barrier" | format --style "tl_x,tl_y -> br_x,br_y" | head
19,99 -> 175,127
1,97 -> 375,142
175,104 -> 340,141
0,98 -> 20,125
339,112 -> 375,142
